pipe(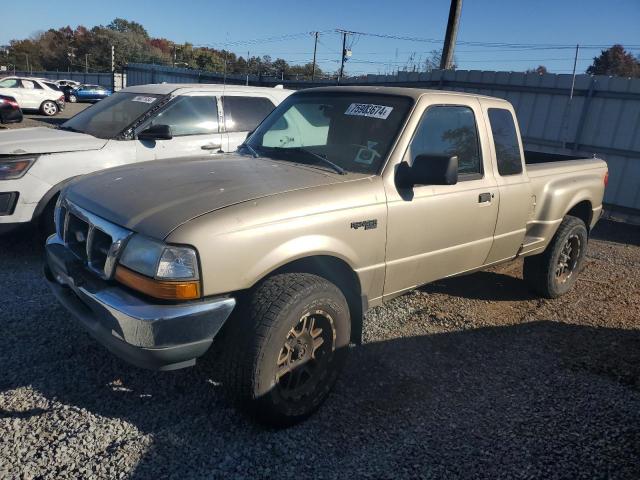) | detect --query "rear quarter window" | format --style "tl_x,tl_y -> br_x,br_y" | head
488,108 -> 523,176
223,96 -> 276,132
